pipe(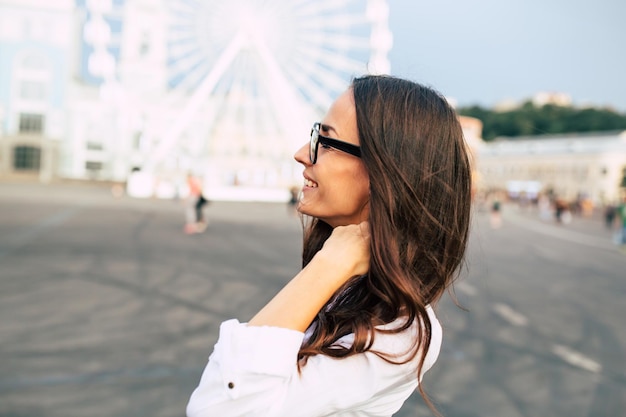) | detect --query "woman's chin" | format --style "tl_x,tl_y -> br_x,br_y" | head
296,201 -> 309,216
296,201 -> 320,220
